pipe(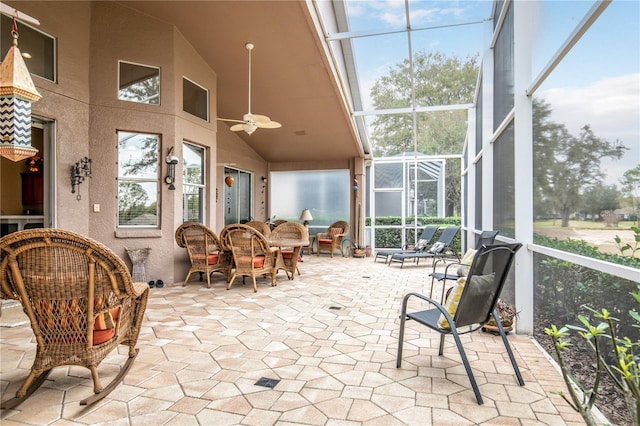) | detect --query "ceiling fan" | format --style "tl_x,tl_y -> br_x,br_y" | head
217,43 -> 281,135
